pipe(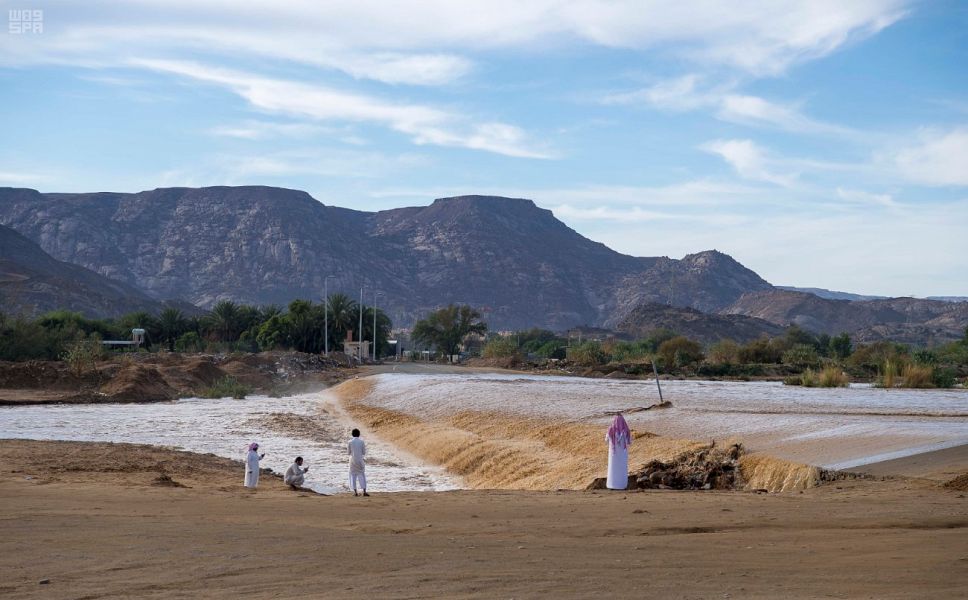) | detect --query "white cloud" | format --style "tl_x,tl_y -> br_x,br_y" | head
717,94 -> 851,135
700,139 -> 797,186
134,59 -> 553,159
891,127 -> 968,186
0,170 -> 49,185
0,1 -> 909,78
208,121 -> 353,141
835,187 -> 897,208
603,76 -> 853,136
